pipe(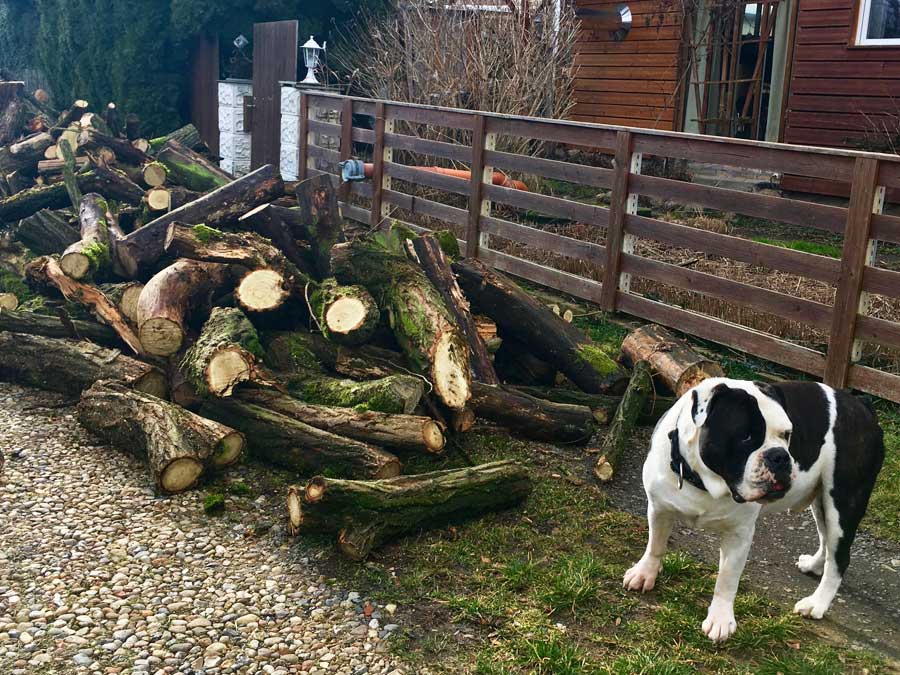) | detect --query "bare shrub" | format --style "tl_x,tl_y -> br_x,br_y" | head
330,0 -> 579,154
